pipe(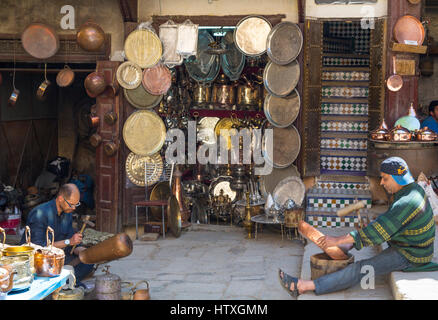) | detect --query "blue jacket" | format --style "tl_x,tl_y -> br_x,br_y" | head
421,116 -> 438,134
20,199 -> 75,247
